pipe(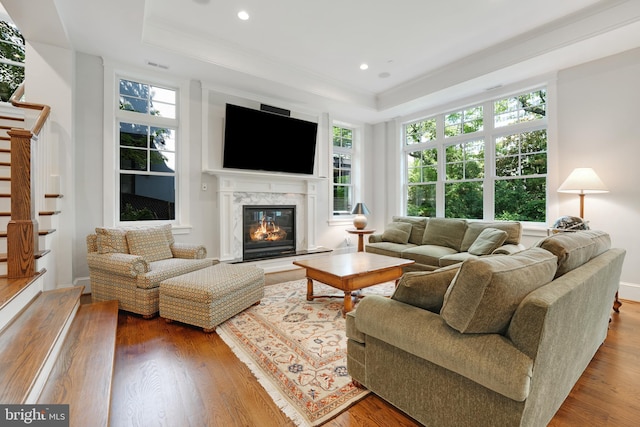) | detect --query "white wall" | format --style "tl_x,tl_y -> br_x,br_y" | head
73,52 -> 103,281
556,48 -> 640,301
